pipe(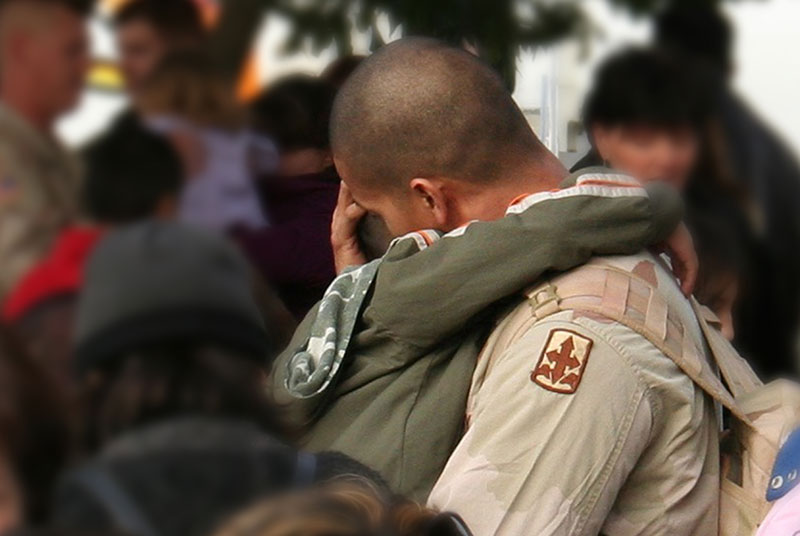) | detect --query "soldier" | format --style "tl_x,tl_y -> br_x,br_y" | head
0,0 -> 91,298
272,38 -> 719,535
